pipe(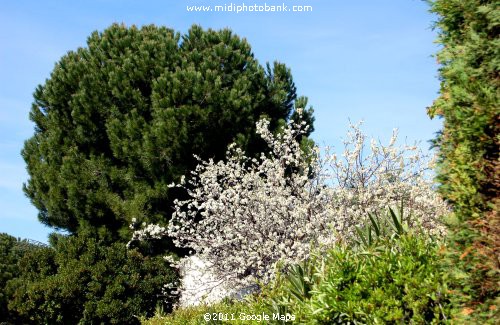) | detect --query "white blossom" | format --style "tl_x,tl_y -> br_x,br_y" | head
131,115 -> 449,305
